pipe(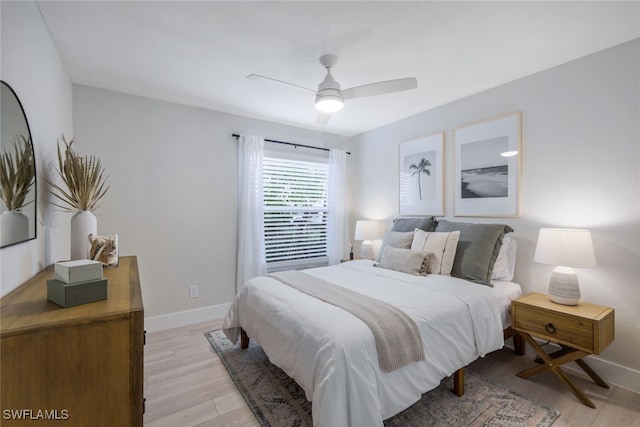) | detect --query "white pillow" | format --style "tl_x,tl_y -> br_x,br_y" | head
411,229 -> 460,275
491,235 -> 517,281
